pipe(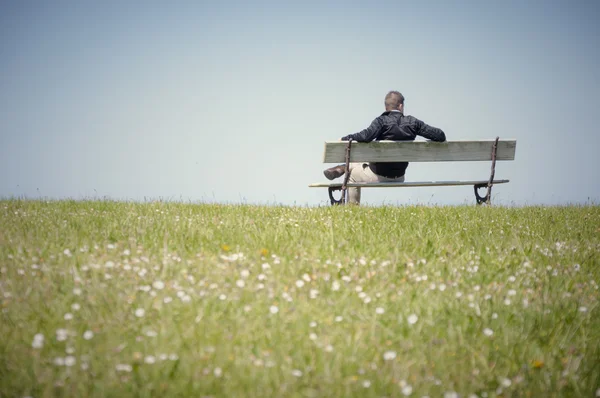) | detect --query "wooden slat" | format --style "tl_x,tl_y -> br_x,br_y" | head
323,140 -> 517,163
308,179 -> 510,188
